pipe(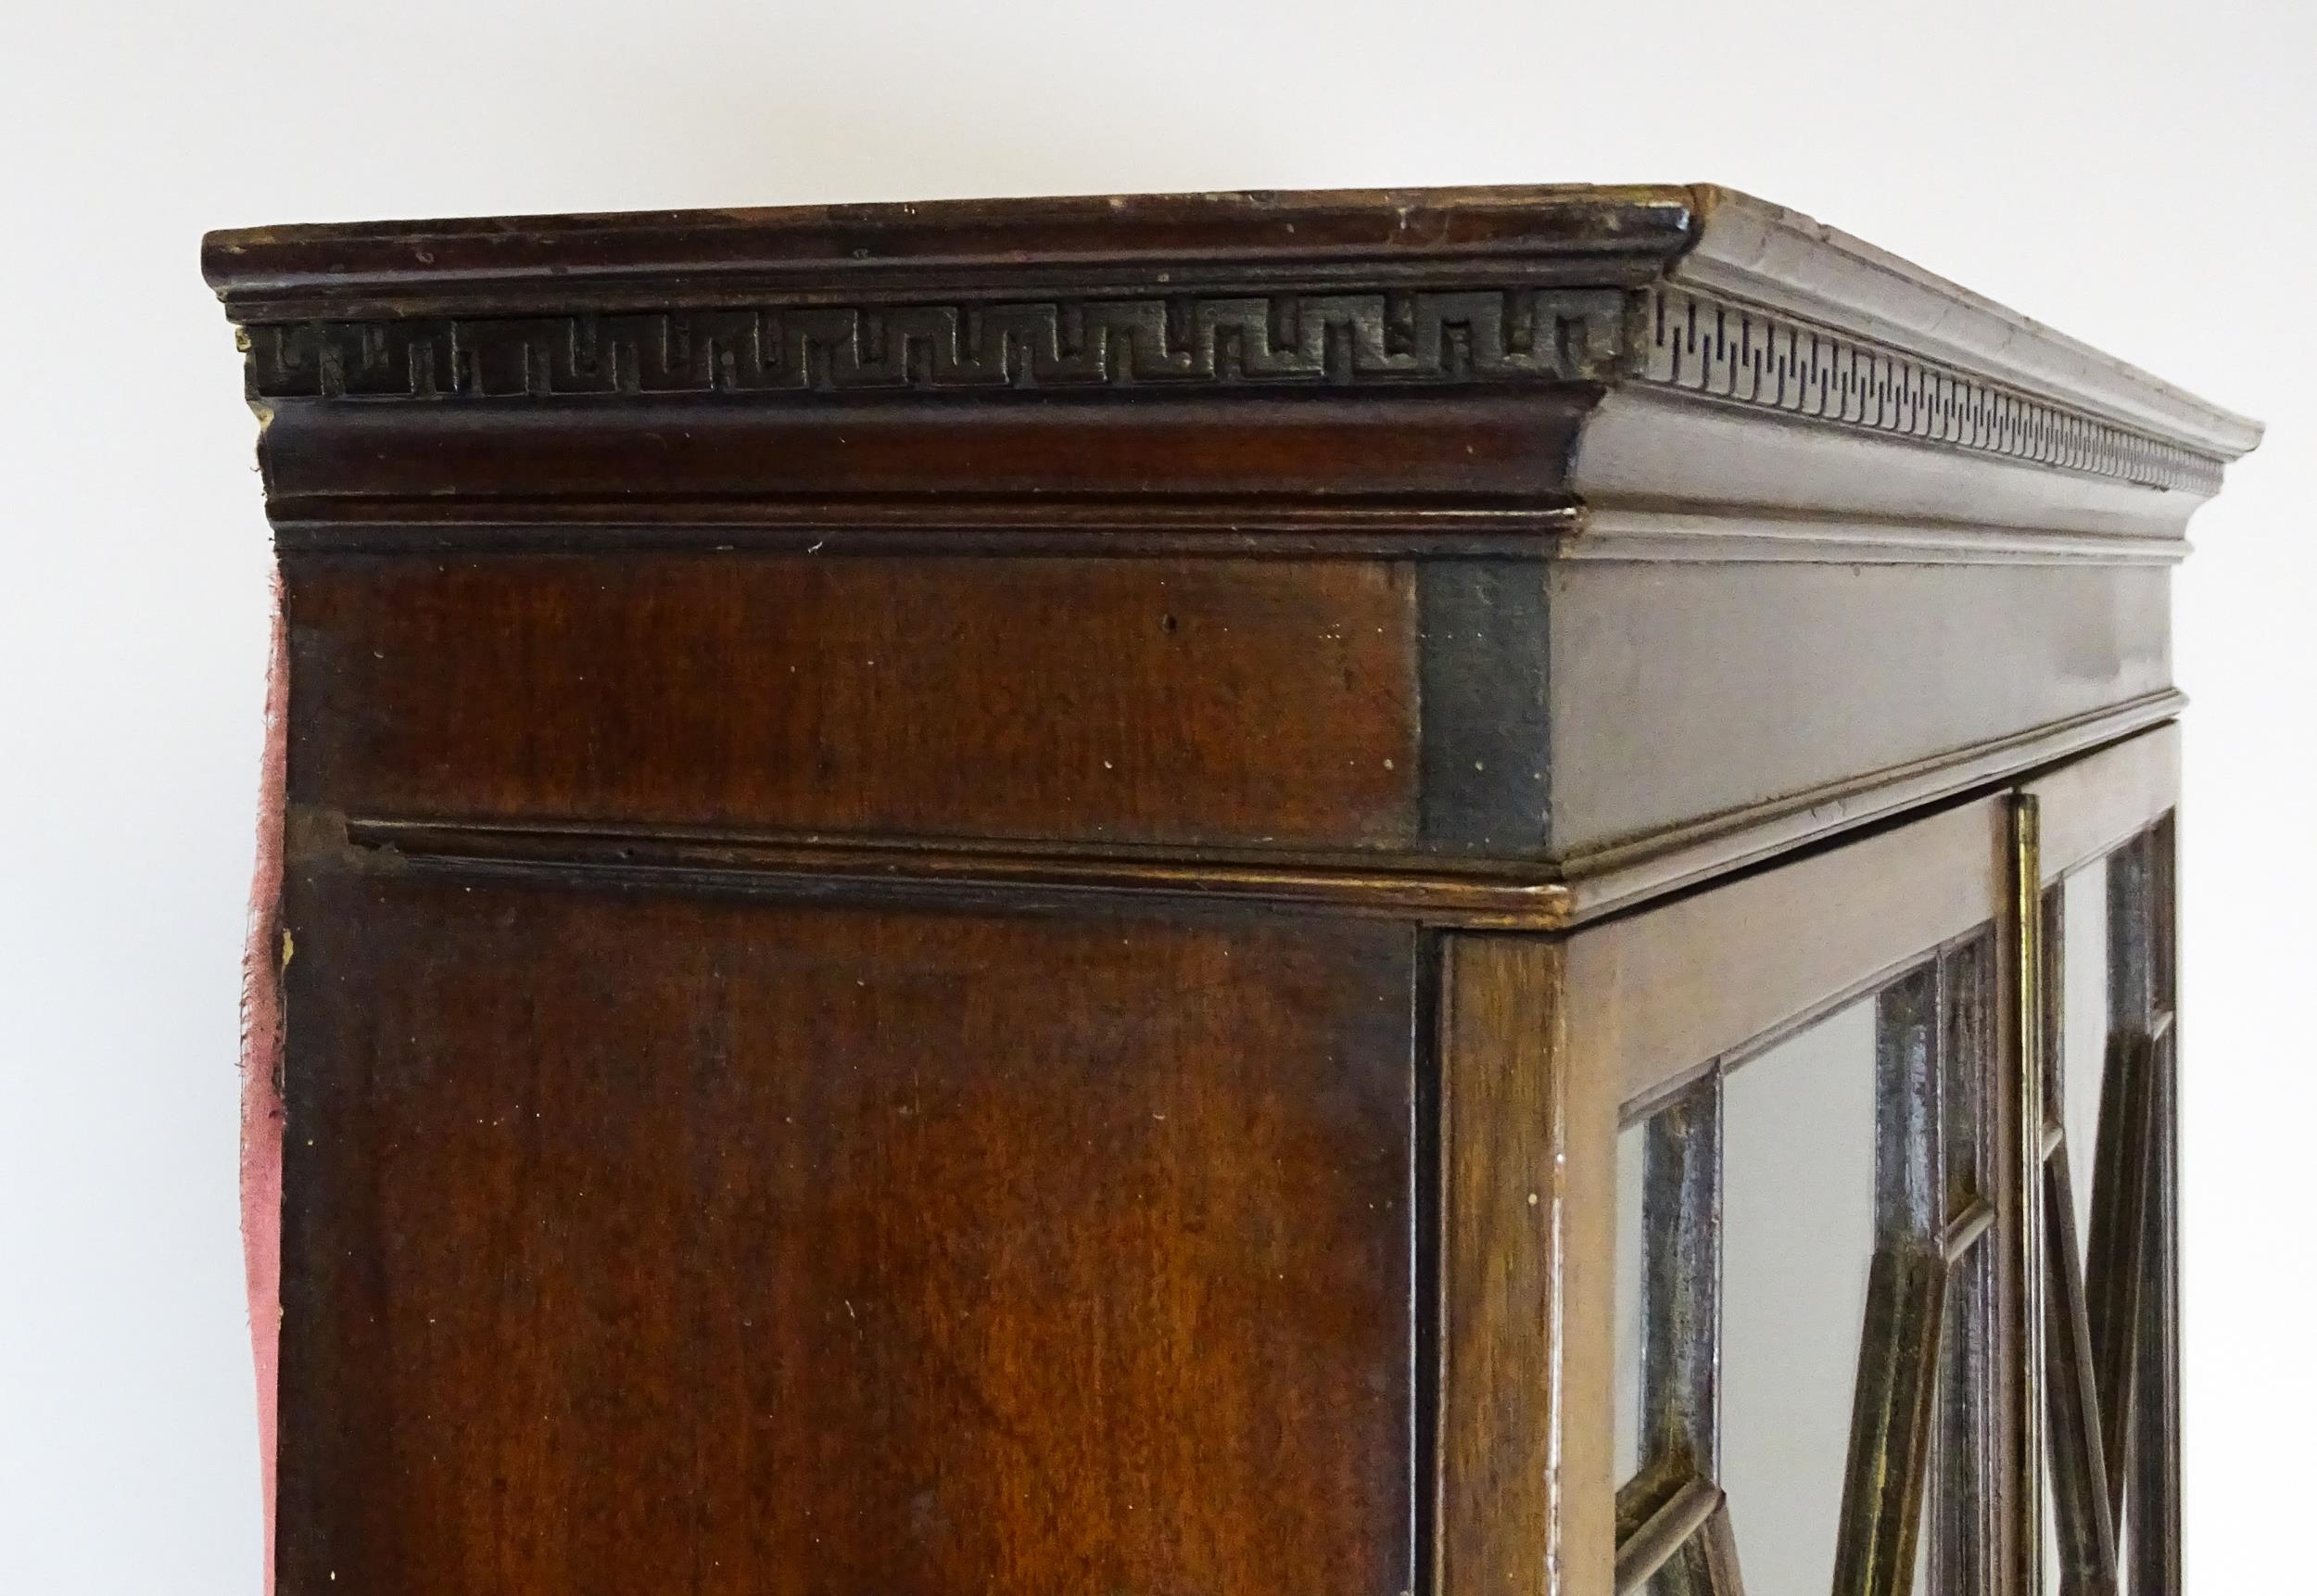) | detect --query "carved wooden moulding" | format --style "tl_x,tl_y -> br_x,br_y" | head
207,186 -> 2253,1596
208,184 -> 2255,927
